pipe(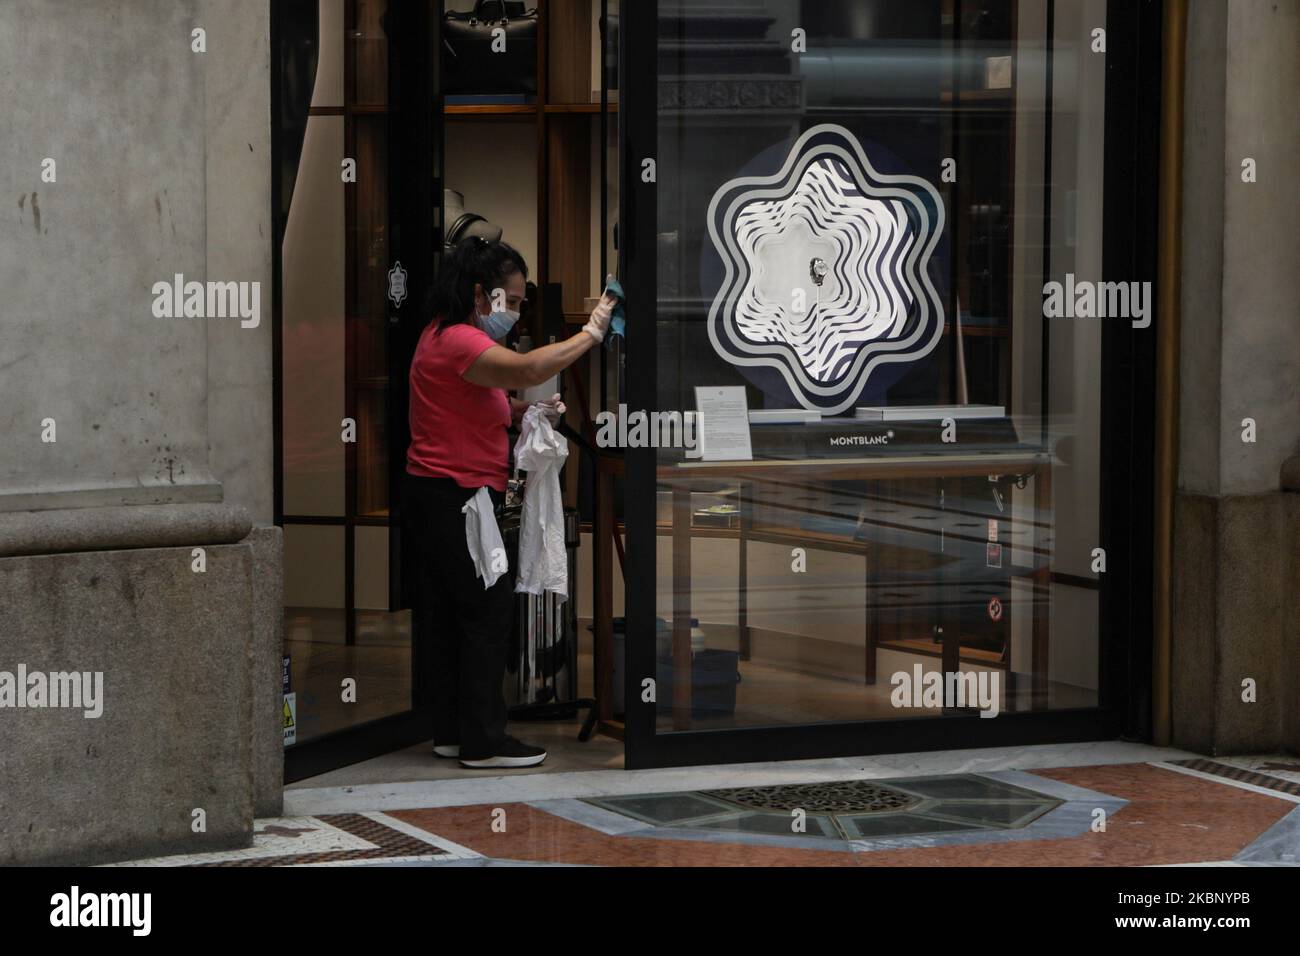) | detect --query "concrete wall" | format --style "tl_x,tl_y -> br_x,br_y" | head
0,530 -> 260,866
205,0 -> 276,526
0,0 -> 273,521
1177,0 -> 1228,497
1173,0 -> 1300,755
1180,0 -> 1300,498
1,0 -> 217,510
0,0 -> 281,861
1216,1 -> 1300,495
1173,494 -> 1293,753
